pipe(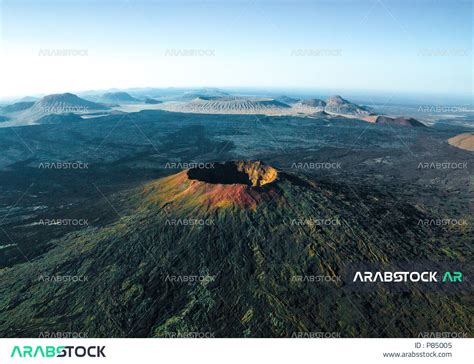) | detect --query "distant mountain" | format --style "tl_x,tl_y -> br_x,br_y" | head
0,160 -> 469,337
99,92 -> 140,104
274,95 -> 300,104
299,98 -> 326,108
144,98 -> 162,104
325,95 -> 372,116
178,93 -> 210,101
188,89 -> 230,97
1,101 -> 35,113
448,133 -> 474,151
175,89 -> 231,102
171,96 -> 291,114
37,92 -> 107,110
17,93 -> 109,122
291,96 -> 372,117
